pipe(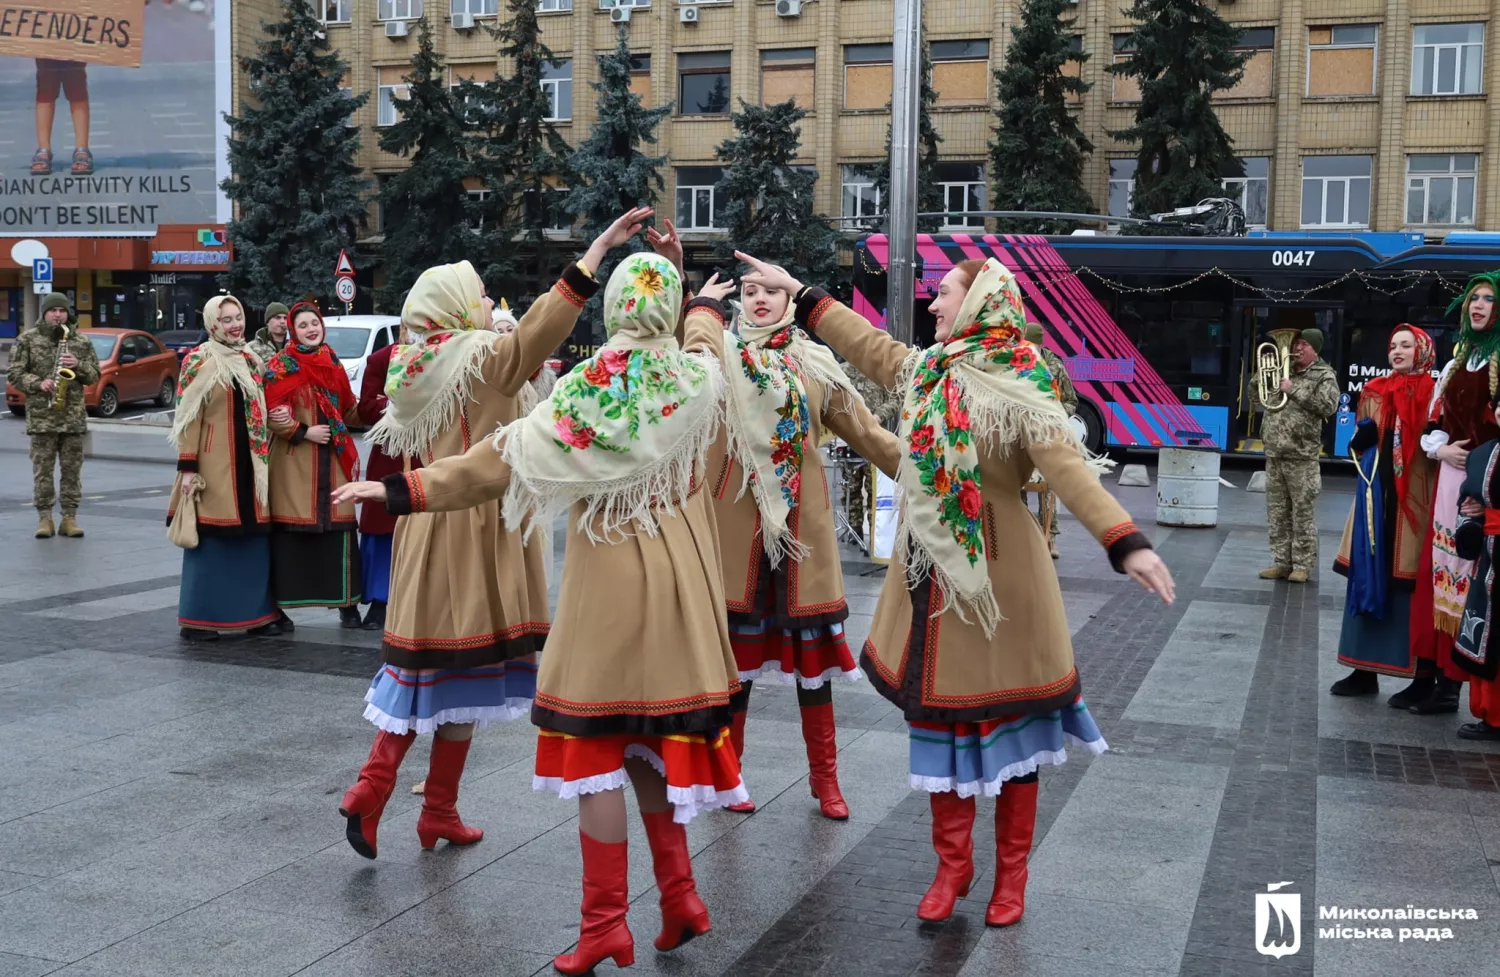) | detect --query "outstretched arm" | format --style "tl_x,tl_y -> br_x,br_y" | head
332,435 -> 513,515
